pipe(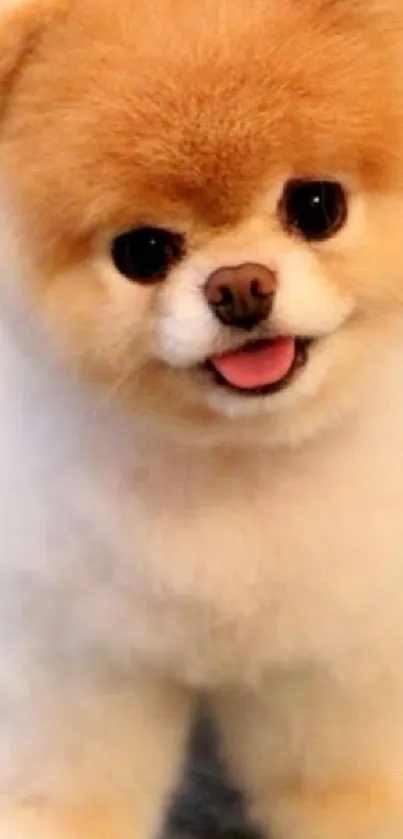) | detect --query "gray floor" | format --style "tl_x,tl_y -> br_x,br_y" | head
166,713 -> 261,839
